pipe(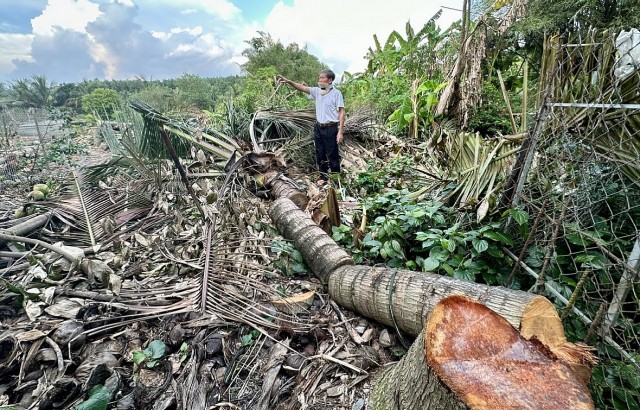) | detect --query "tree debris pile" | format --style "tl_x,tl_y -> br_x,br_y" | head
0,152 -> 404,410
